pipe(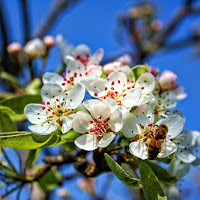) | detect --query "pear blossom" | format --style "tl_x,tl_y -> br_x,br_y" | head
24,83 -> 85,135
85,71 -> 155,113
73,100 -> 123,151
175,130 -> 200,163
121,104 -> 184,160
